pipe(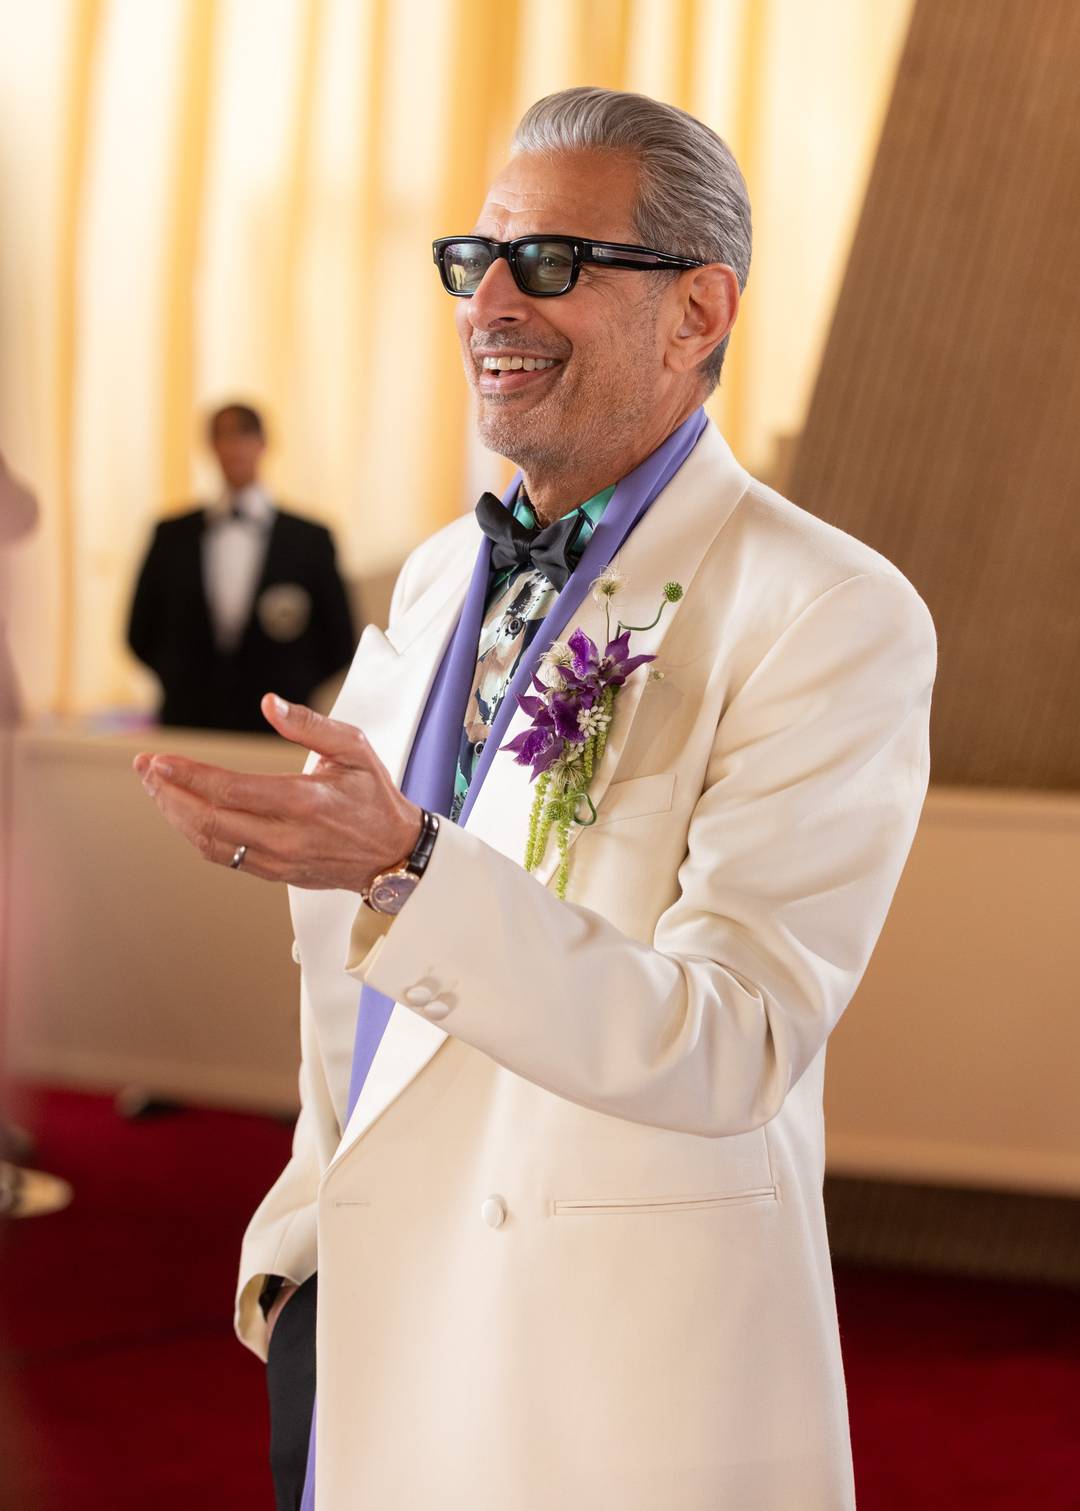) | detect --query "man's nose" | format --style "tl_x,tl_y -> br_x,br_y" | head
464,255 -> 531,329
